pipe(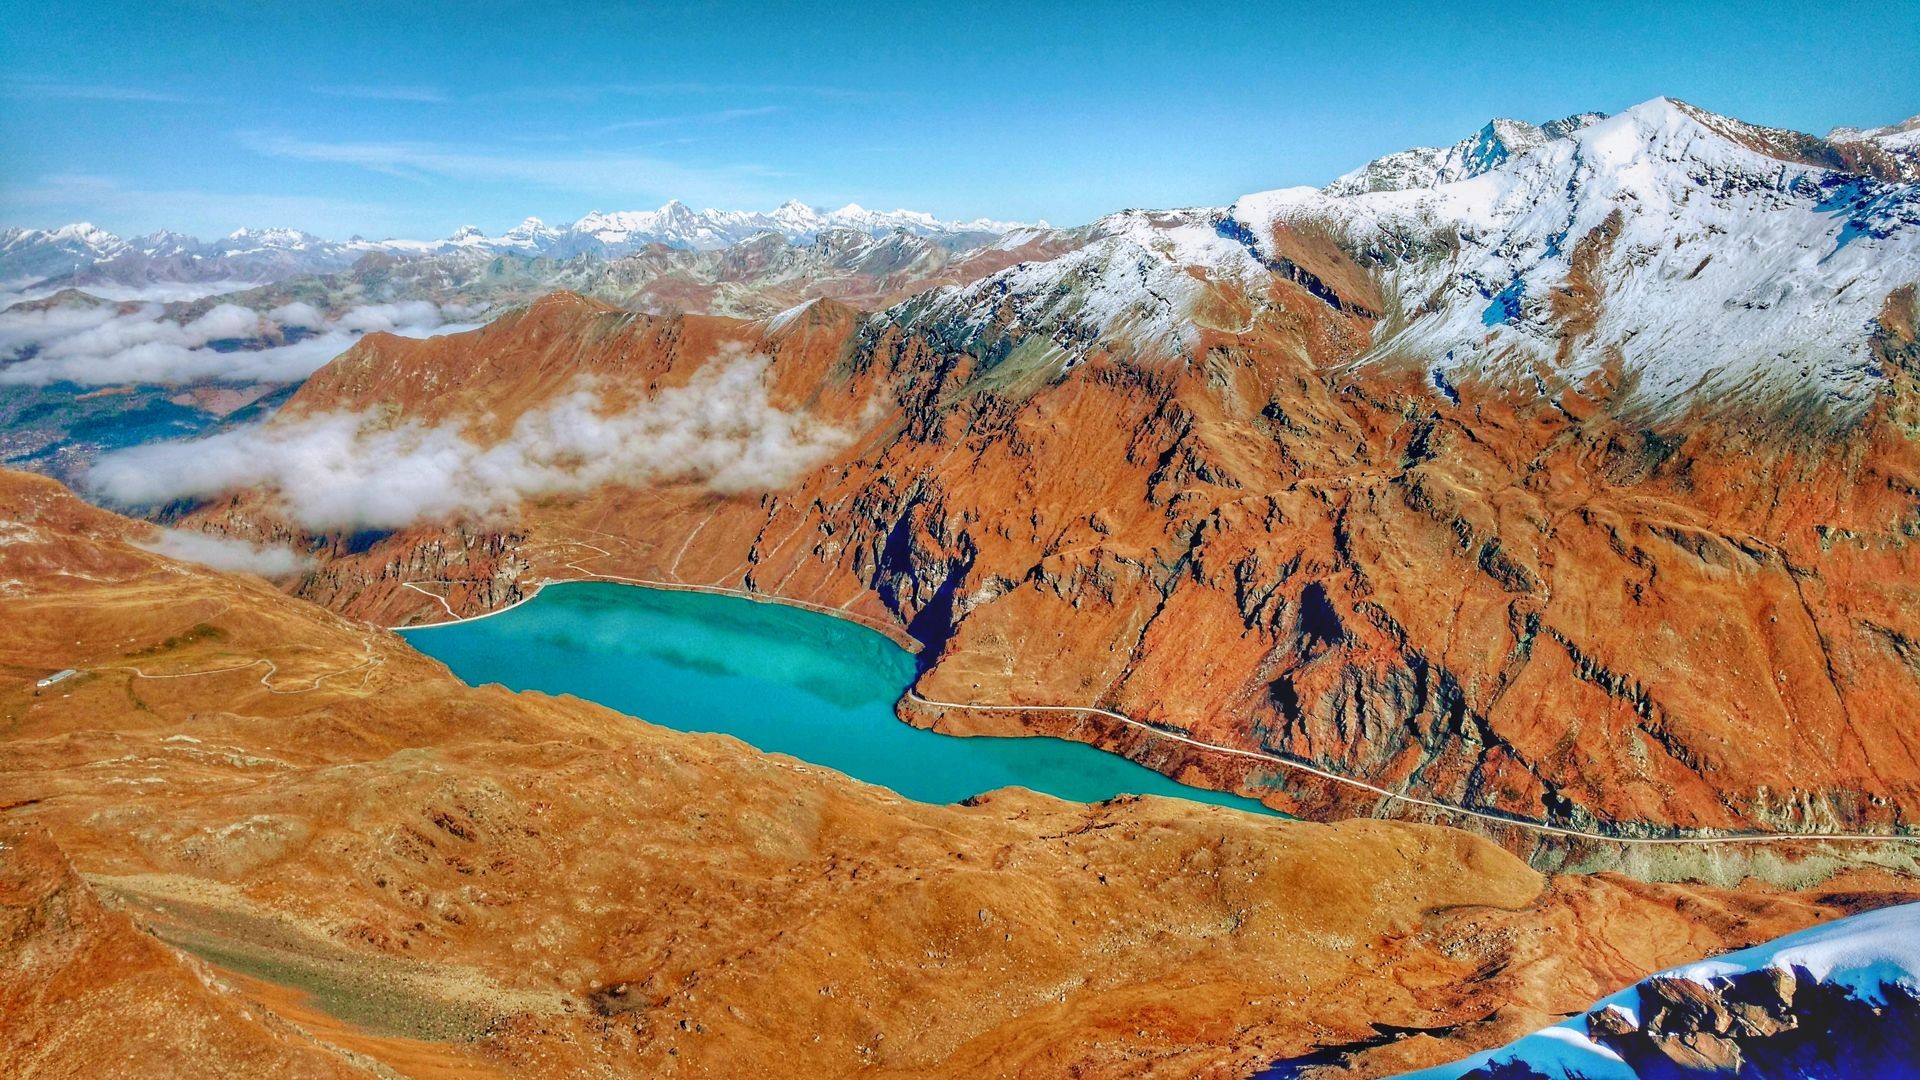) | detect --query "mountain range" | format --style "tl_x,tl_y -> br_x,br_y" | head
8,95 -> 1920,1076
143,96 -> 1920,841
0,201 -> 1039,290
